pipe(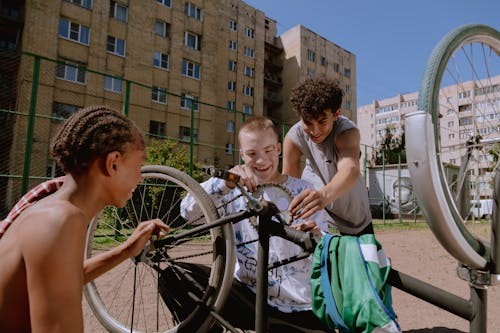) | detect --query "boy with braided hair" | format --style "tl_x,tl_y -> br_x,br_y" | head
0,106 -> 169,333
